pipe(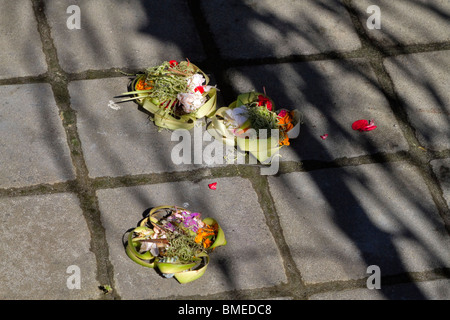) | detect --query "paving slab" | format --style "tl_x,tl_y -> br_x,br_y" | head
0,84 -> 75,188
227,59 -> 408,162
0,0 -> 47,79
268,161 -> 450,285
0,193 -> 100,299
384,51 -> 450,151
310,279 -> 450,300
69,77 -> 239,178
201,0 -> 361,59
431,158 -> 450,208
96,177 -> 287,299
45,0 -> 205,74
351,0 -> 450,46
